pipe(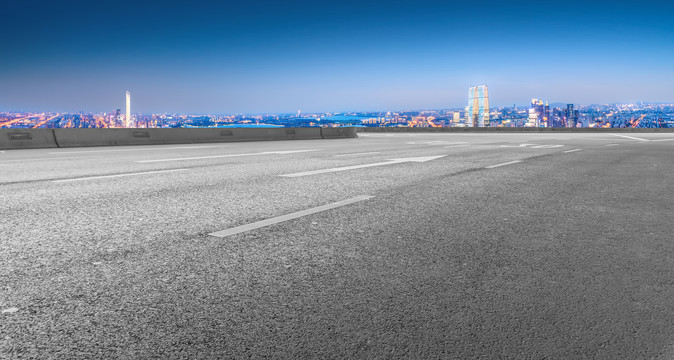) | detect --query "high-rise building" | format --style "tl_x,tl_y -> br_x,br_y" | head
565,104 -> 579,127
114,108 -> 121,128
466,85 -> 489,127
528,99 -> 546,127
125,91 -> 131,128
452,111 -> 461,125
